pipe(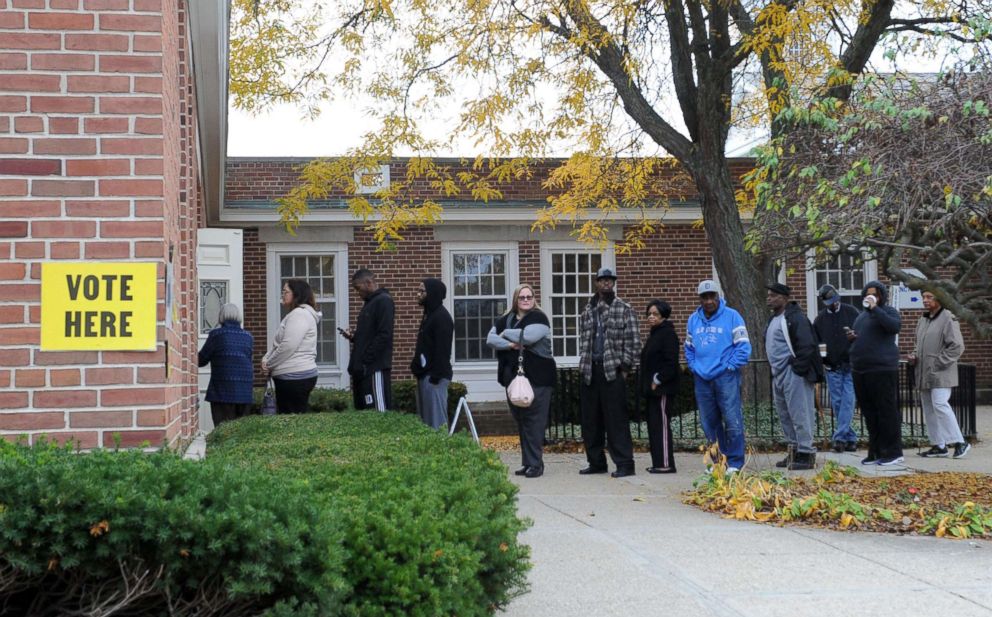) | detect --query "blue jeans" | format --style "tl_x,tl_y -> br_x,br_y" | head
826,369 -> 857,444
694,370 -> 745,469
